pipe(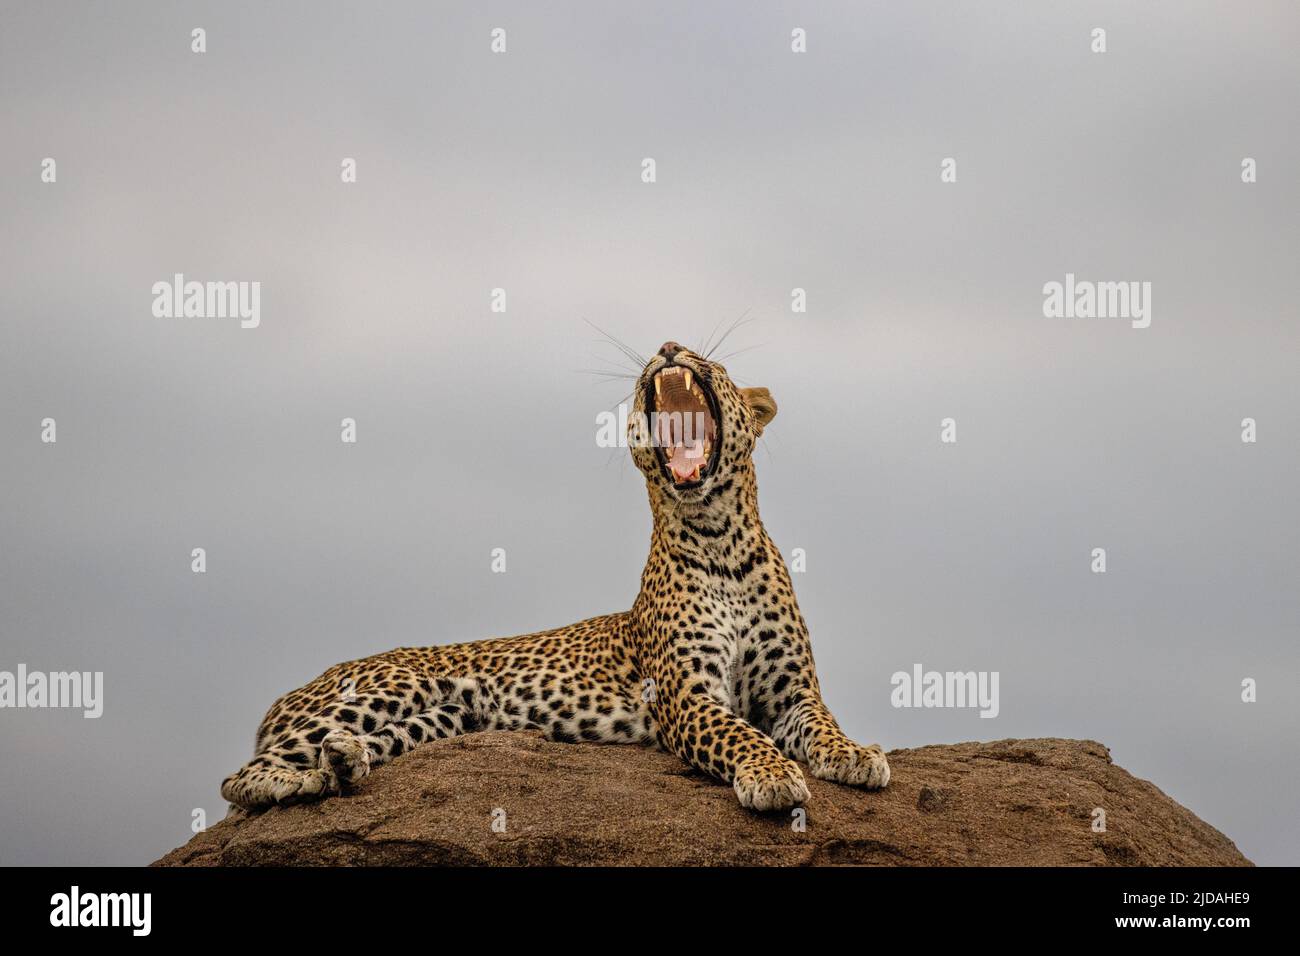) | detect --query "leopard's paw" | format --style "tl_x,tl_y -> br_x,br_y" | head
272,768 -> 335,804
319,729 -> 371,786
733,757 -> 811,812
811,743 -> 890,789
